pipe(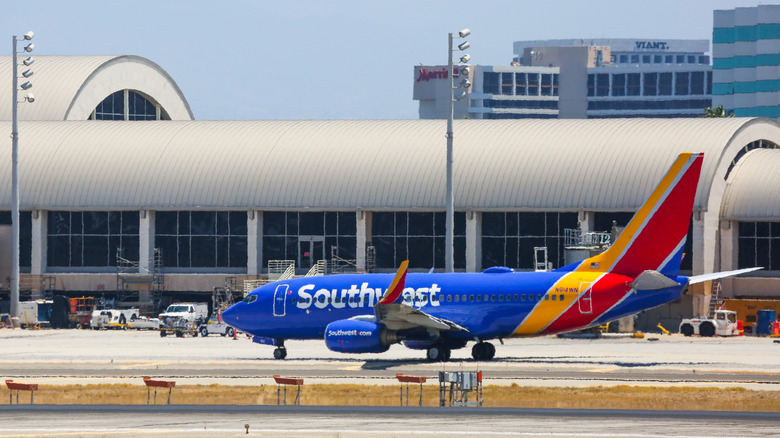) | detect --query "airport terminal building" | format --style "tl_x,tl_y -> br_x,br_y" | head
2,55 -> 780,318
